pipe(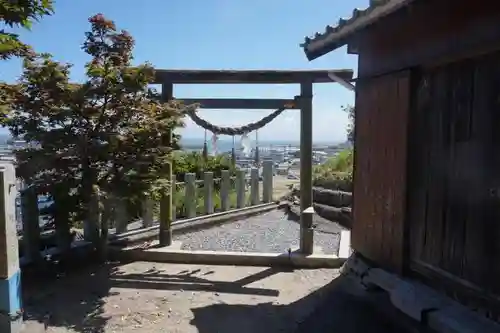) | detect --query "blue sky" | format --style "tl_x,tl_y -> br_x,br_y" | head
0,0 -> 365,142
